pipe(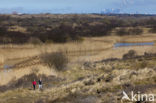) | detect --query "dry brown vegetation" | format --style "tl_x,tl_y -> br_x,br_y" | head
0,34 -> 156,103
0,14 -> 156,103
0,14 -> 156,44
